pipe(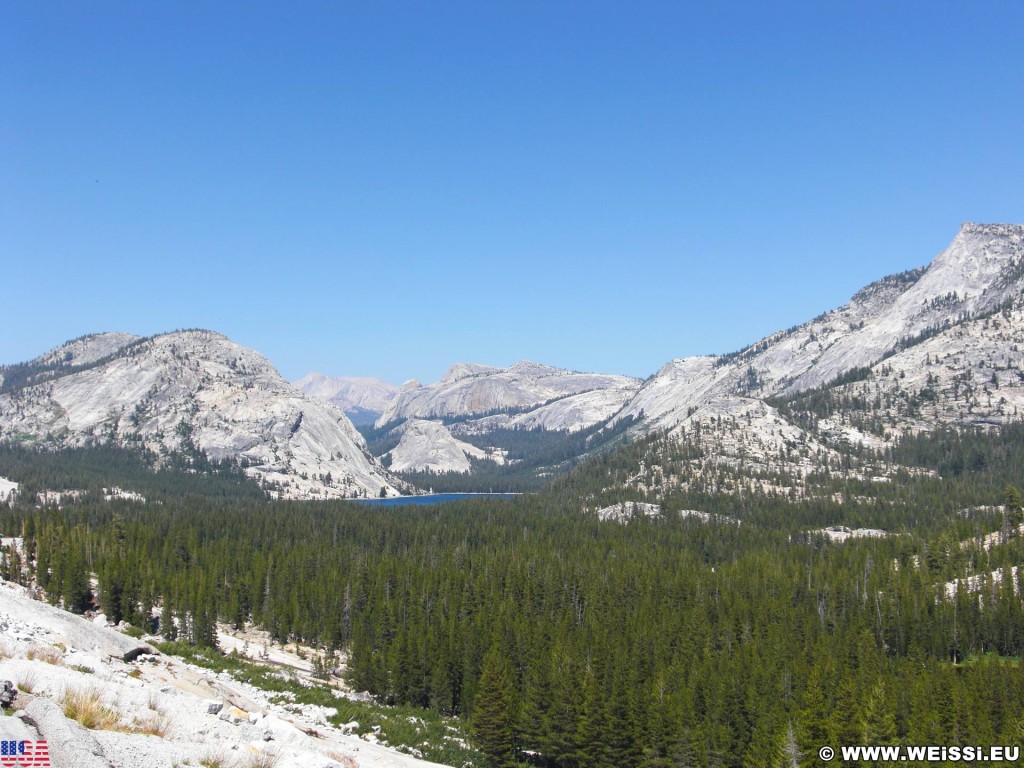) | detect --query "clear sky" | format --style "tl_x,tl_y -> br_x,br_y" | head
3,2 -> 1023,384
